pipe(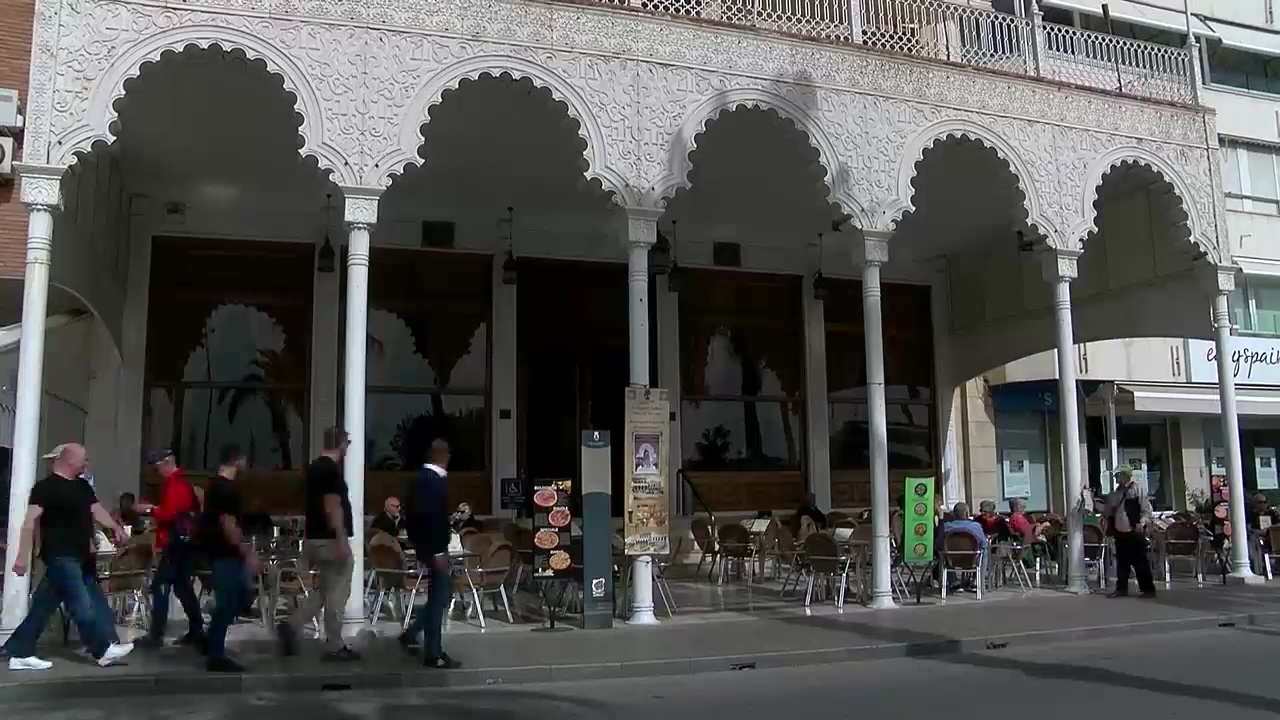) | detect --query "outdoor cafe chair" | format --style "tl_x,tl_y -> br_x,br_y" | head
800,532 -> 852,608
1082,523 -> 1109,589
940,531 -> 984,601
1162,520 -> 1206,585
691,517 -> 719,581
368,538 -> 416,624
470,541 -> 516,624
101,538 -> 154,632
1263,526 -> 1280,581
717,523 -> 756,584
